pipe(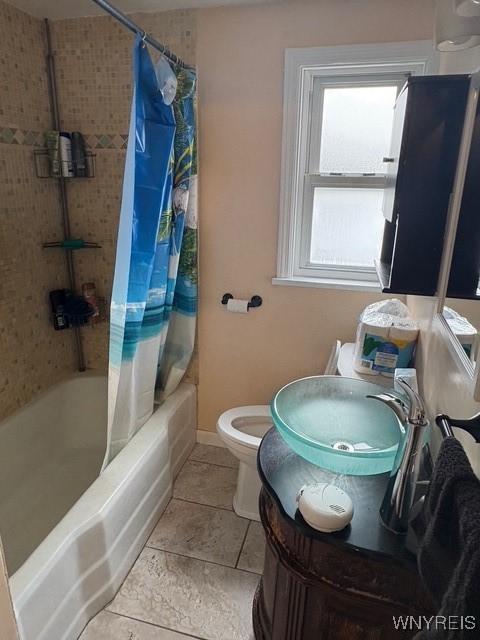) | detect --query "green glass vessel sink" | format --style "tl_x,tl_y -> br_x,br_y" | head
271,376 -> 403,476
